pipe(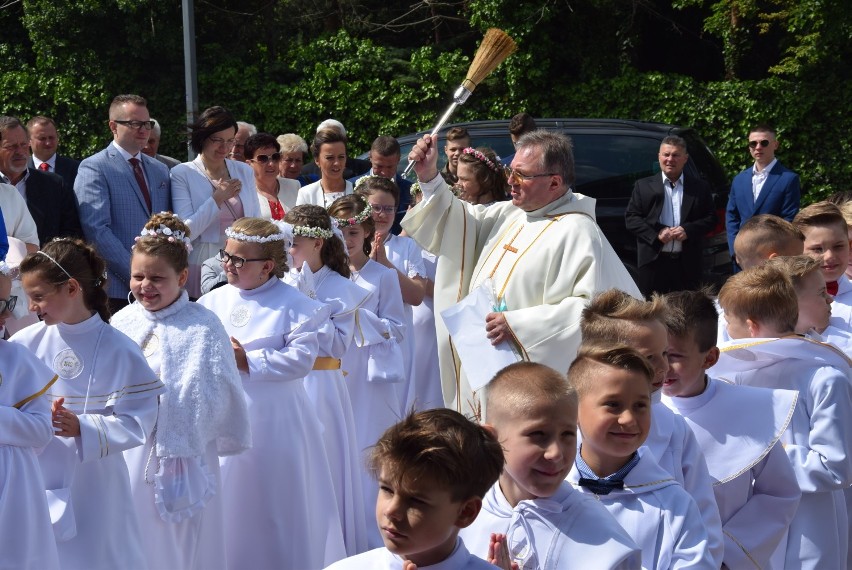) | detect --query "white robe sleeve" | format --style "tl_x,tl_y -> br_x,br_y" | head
786,366 -> 852,492
668,493 -> 717,570
721,443 -> 801,569
352,270 -> 406,346
0,391 -> 54,449
76,395 -> 158,463
246,310 -> 324,382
